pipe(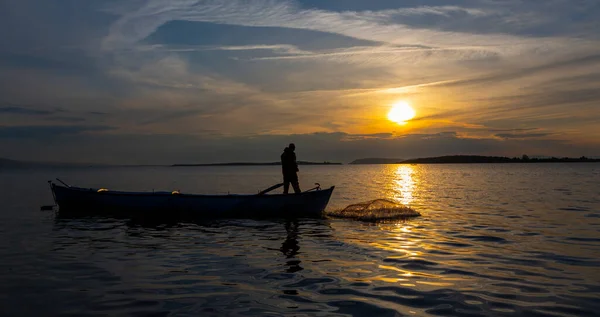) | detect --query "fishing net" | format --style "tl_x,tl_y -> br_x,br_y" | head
326,199 -> 420,222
